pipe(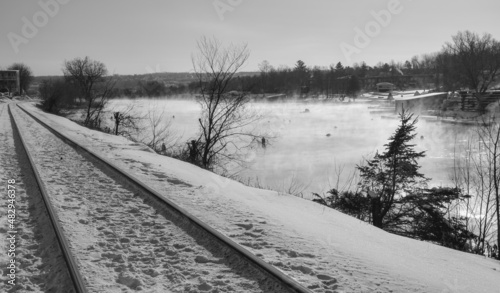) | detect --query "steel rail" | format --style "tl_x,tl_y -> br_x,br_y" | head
9,104 -> 87,293
16,103 -> 311,293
